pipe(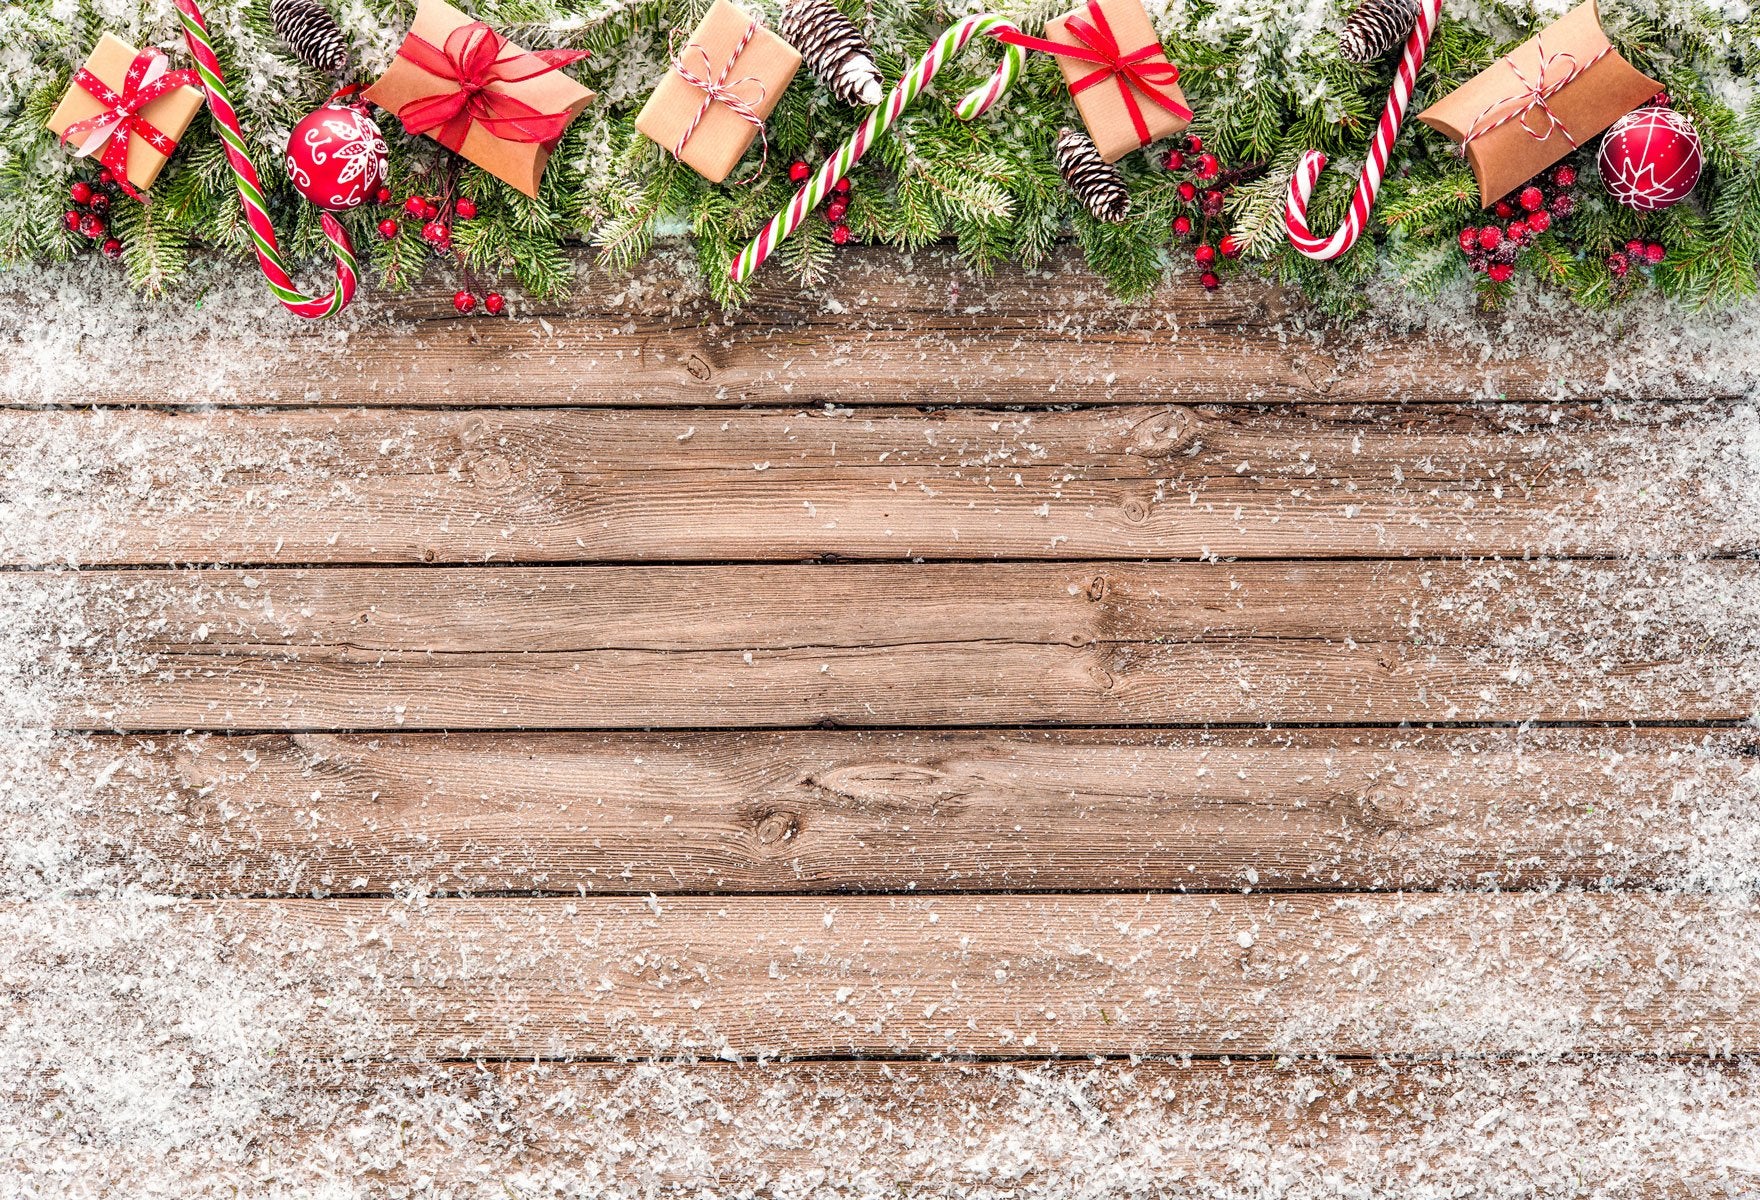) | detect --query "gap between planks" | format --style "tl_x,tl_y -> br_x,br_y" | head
3,403 -> 1748,566
48,727 -> 1755,897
